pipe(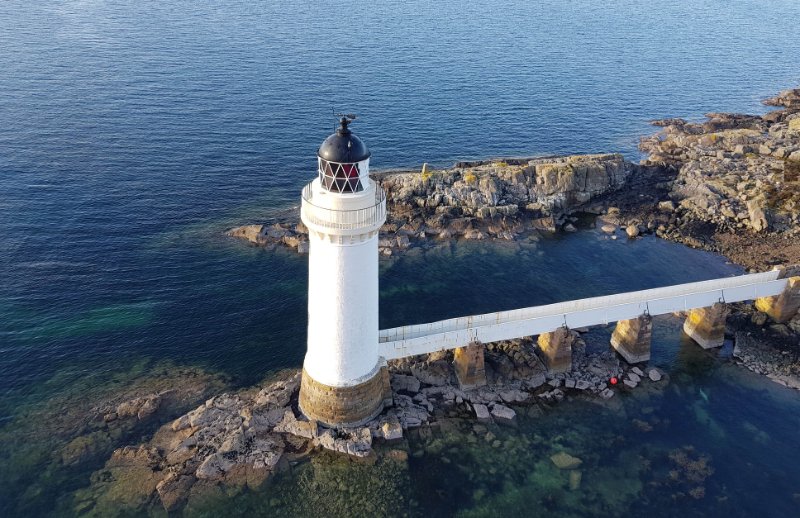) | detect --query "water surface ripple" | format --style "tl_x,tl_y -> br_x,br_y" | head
1,1 -> 800,516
